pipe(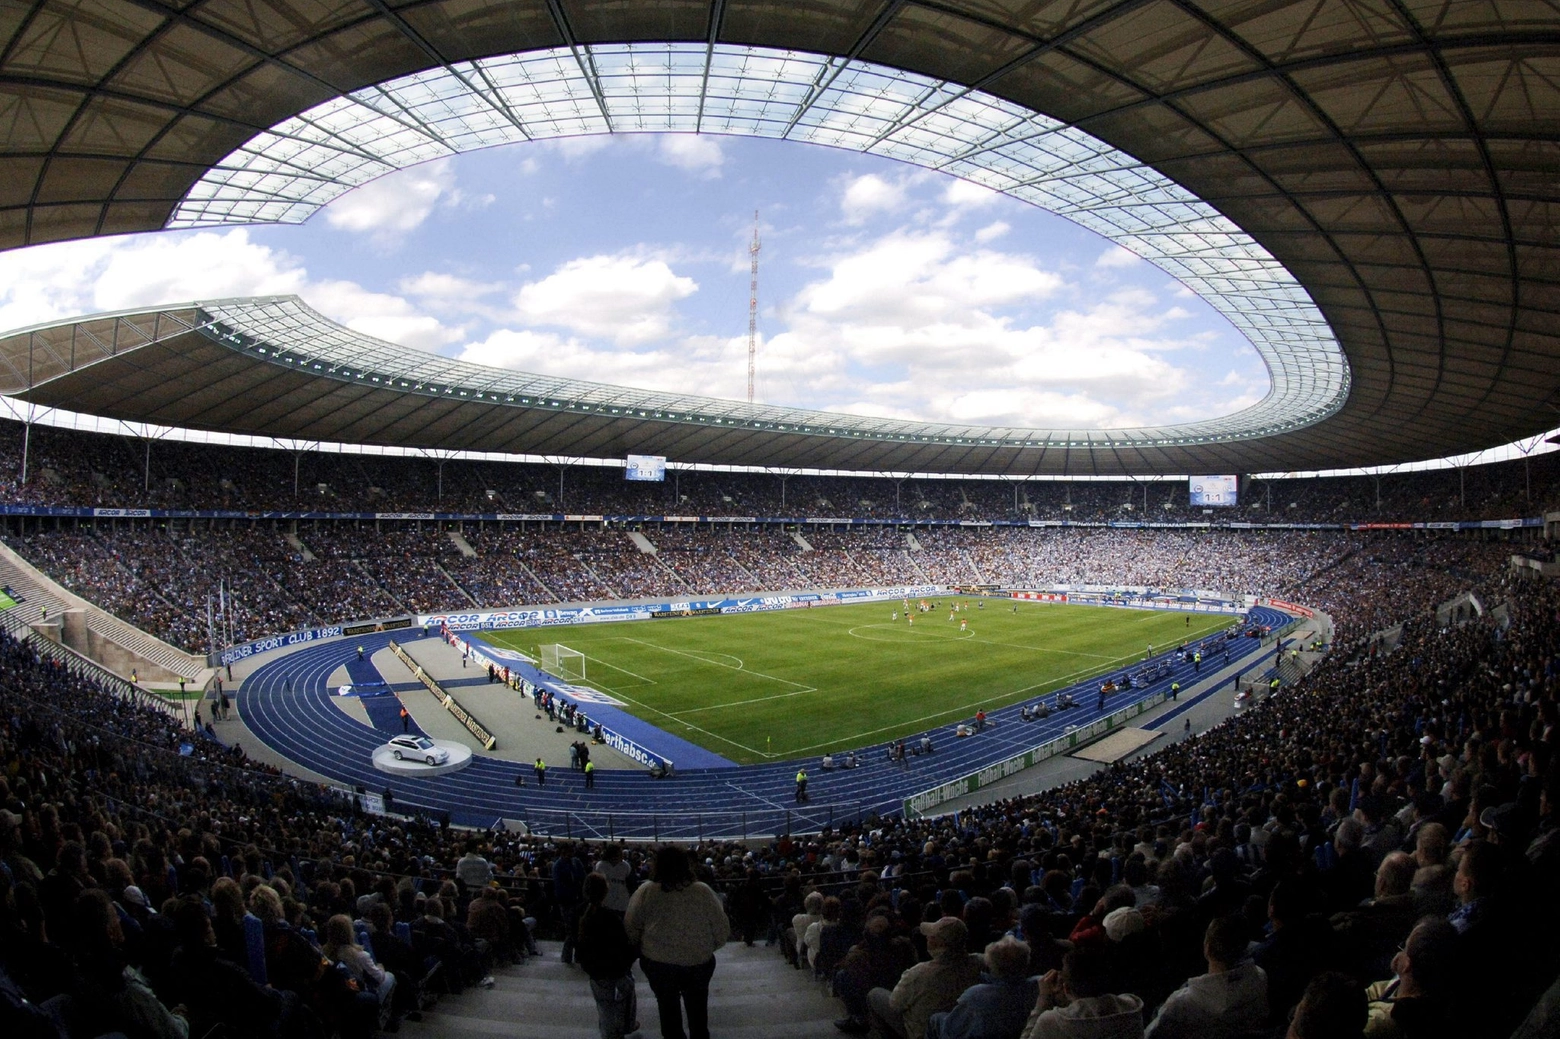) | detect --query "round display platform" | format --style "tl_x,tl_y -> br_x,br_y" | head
372,739 -> 474,776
